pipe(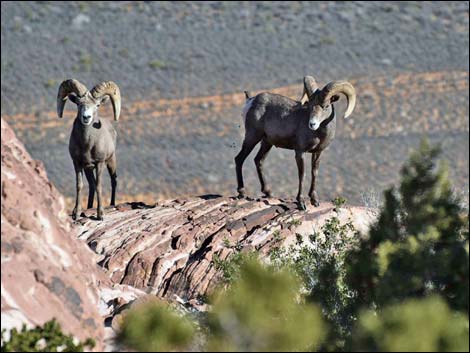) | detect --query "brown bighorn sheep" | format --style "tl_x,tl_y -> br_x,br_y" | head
235,76 -> 356,210
57,79 -> 121,220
